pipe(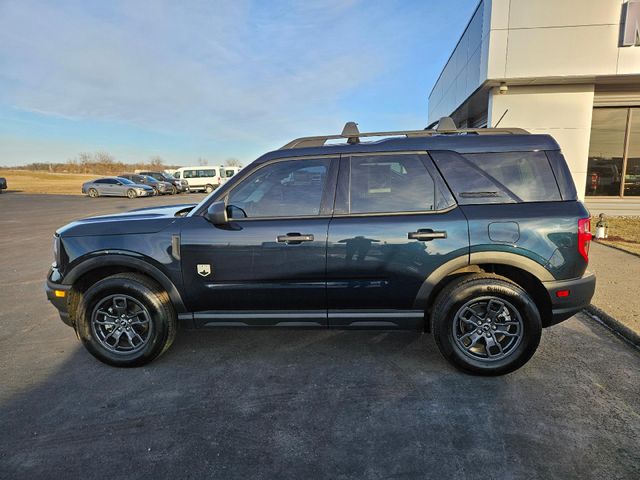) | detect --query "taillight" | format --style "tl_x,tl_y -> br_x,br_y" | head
578,218 -> 591,262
